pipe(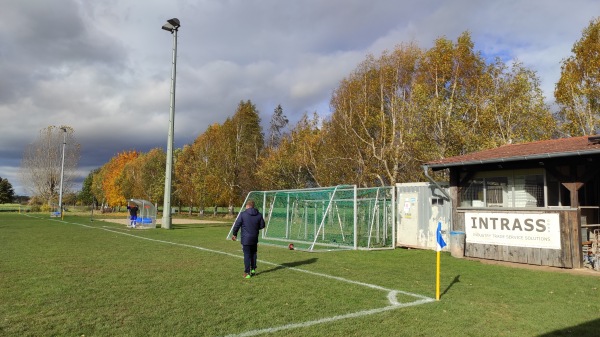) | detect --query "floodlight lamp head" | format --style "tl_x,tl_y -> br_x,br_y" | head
167,18 -> 180,27
162,18 -> 180,32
